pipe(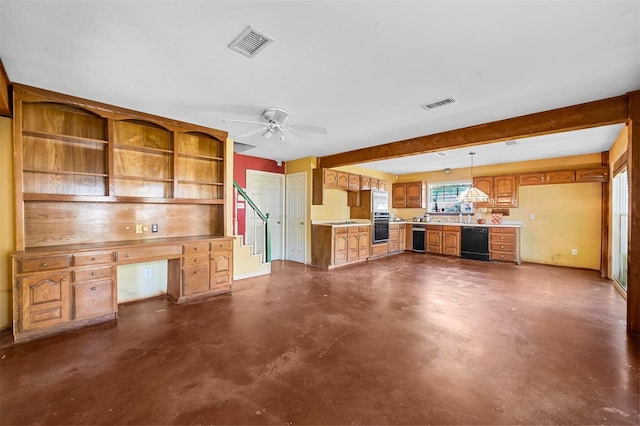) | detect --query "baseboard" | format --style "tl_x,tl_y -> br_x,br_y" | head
234,267 -> 271,281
